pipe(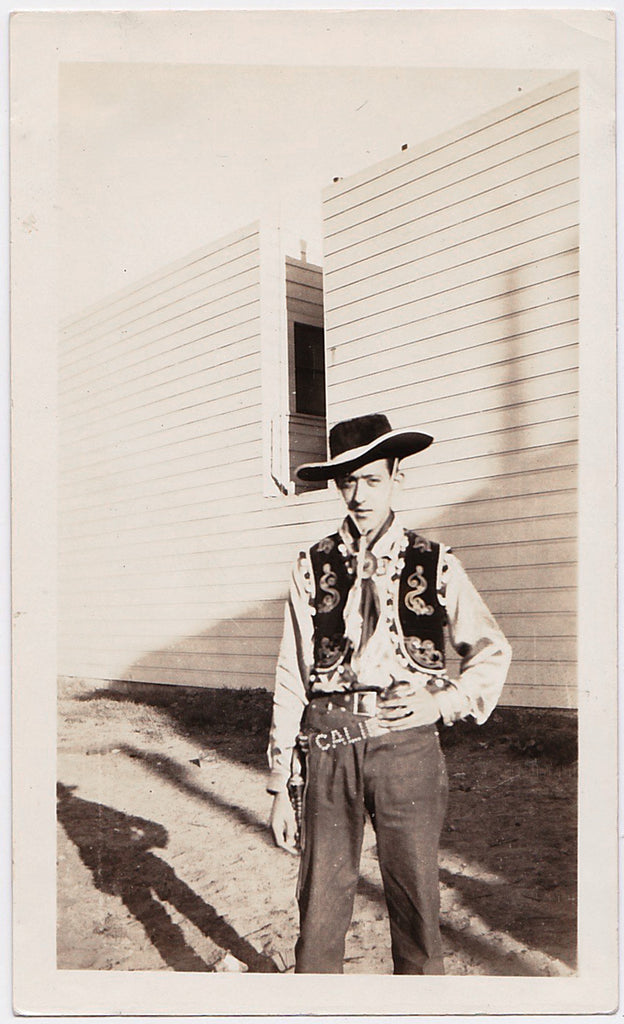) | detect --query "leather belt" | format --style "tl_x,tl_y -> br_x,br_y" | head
309,690 -> 380,717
